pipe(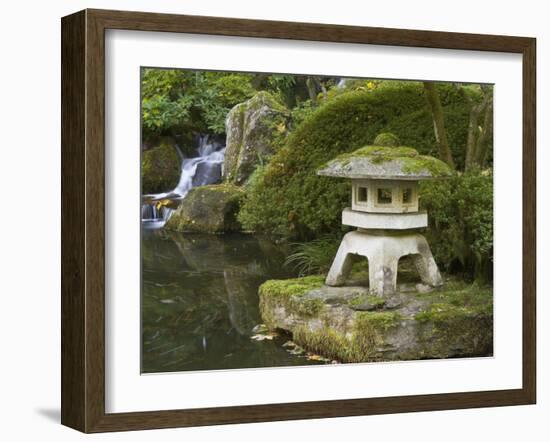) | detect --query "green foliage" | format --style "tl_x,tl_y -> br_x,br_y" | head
267,74 -> 297,95
141,68 -> 255,142
141,69 -> 194,138
193,73 -> 256,134
142,94 -> 193,134
239,83 -> 477,238
284,236 -> 341,276
289,99 -> 317,128
419,170 -> 493,281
